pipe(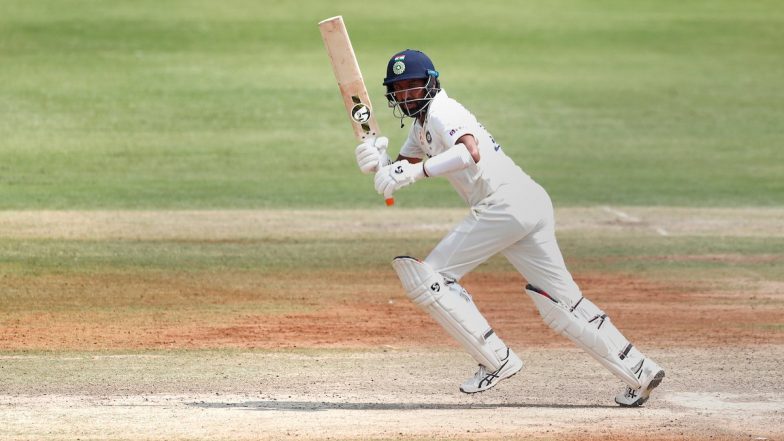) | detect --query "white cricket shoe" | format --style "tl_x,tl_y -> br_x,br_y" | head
614,359 -> 665,407
459,348 -> 523,394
